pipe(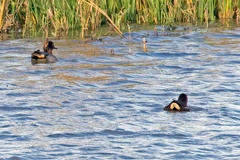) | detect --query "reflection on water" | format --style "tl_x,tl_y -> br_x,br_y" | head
0,22 -> 240,159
